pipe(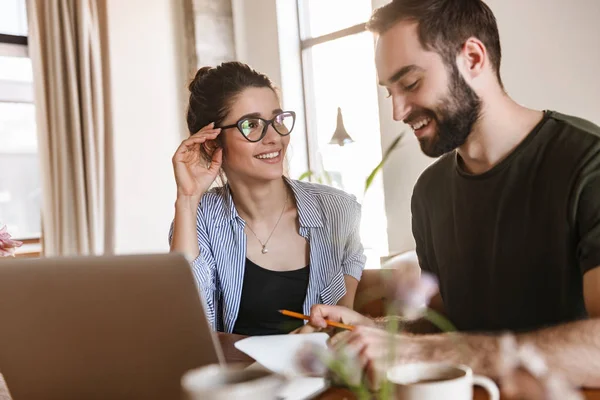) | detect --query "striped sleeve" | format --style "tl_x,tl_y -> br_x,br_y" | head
168,206 -> 218,330
342,200 -> 366,281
